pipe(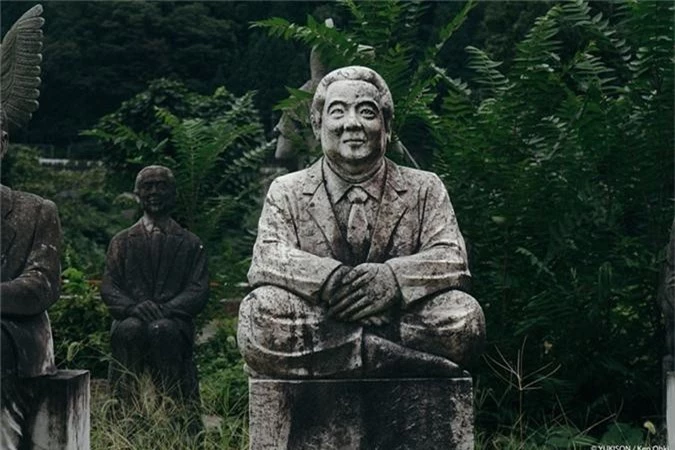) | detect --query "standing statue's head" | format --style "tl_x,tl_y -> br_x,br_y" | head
134,165 -> 177,219
311,66 -> 394,182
